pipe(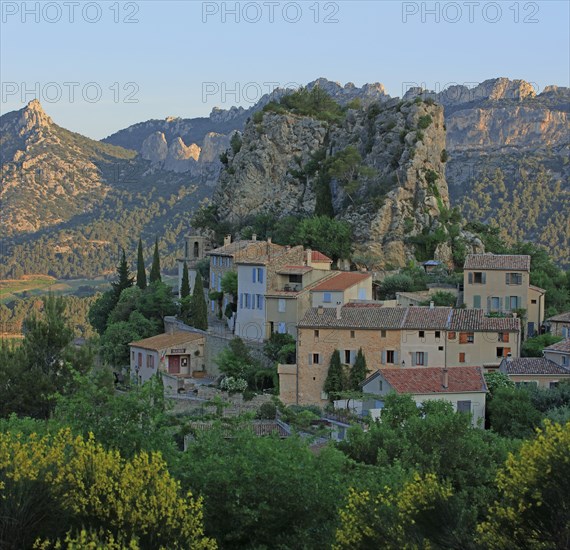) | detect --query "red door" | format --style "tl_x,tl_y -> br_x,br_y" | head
169,356 -> 180,374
